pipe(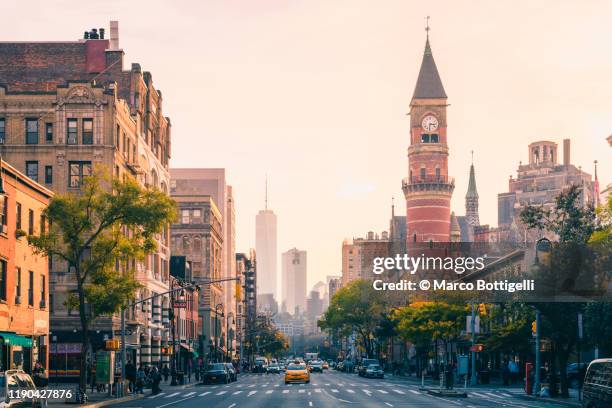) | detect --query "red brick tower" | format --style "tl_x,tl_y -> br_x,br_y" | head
402,29 -> 454,244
